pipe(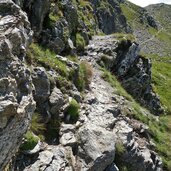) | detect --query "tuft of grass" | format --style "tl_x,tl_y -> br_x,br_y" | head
76,33 -> 86,51
56,75 -> 72,93
66,99 -> 80,120
115,142 -> 126,155
75,61 -> 93,91
30,113 -> 46,135
20,131 -> 39,151
67,55 -> 79,63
